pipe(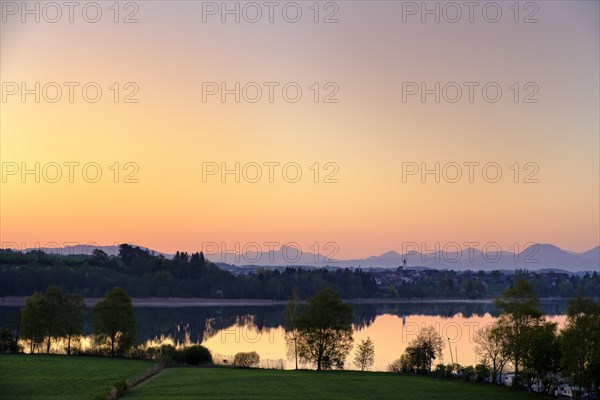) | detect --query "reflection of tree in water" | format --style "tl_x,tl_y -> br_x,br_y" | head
134,306 -> 286,344
203,314 -> 256,342
353,305 -> 379,330
134,304 -> 503,340
367,301 -> 566,321
539,301 -> 569,316
0,301 -> 571,345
